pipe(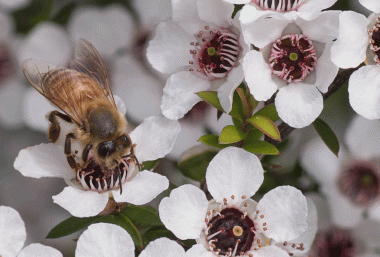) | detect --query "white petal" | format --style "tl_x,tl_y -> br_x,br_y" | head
186,244 -> 214,257
0,79 -> 24,129
133,0 -> 172,29
0,0 -> 29,10
147,21 -> 193,74
0,206 -> 26,257
348,66 -> 380,119
140,238 -> 186,257
112,55 -> 162,123
130,116 -> 181,162
216,66 -> 244,113
68,5 -> 135,57
113,170 -> 169,205
243,50 -> 279,101
14,143 -> 72,180
18,243 -> 62,257
240,10 -> 289,48
197,0 -> 233,27
359,0 -> 380,13
300,138 -> 339,184
253,245 -> 290,257
76,223 -> 134,257
18,22 -> 71,66
114,95 -> 126,116
296,11 -> 340,43
159,184 -> 208,240
325,185 -> 364,228
0,12 -> 13,42
161,71 -> 210,120
297,0 -> 337,20
281,197 -> 318,254
52,187 -> 109,217
367,204 -> 380,227
275,84 -> 323,128
345,115 -> 380,160
315,43 -> 339,93
172,0 -> 199,21
331,11 -> 369,68
206,147 -> 264,202
353,219 -> 380,250
257,186 -> 308,242
222,0 -> 250,3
